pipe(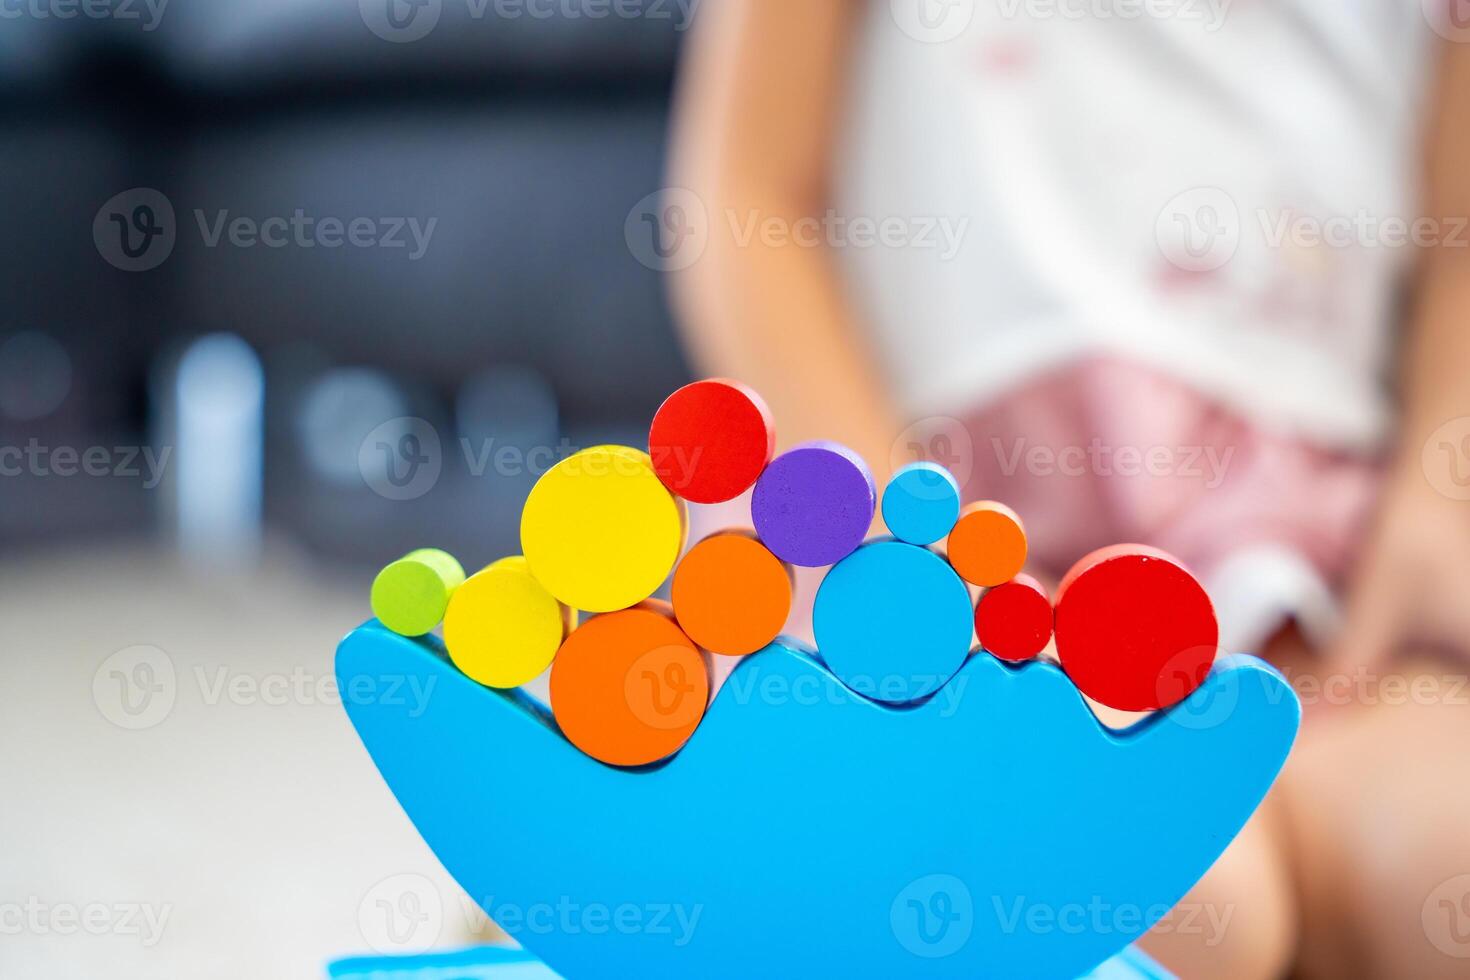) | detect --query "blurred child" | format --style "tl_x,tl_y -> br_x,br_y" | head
668,3 -> 1470,977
